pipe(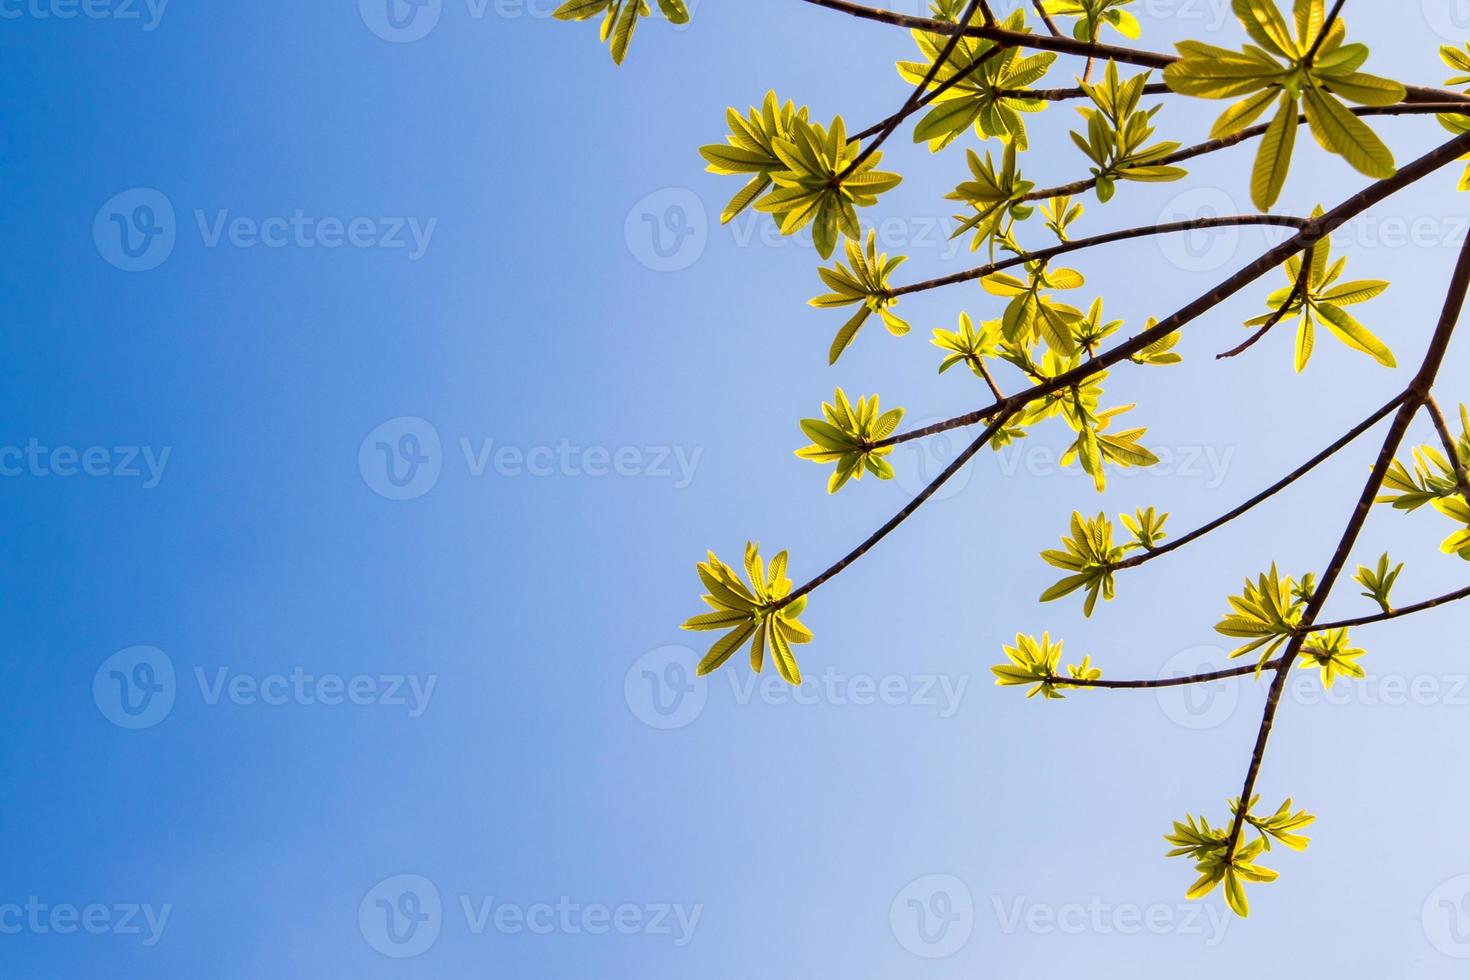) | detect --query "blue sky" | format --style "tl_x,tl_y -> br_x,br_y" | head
3,1 -> 1470,976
